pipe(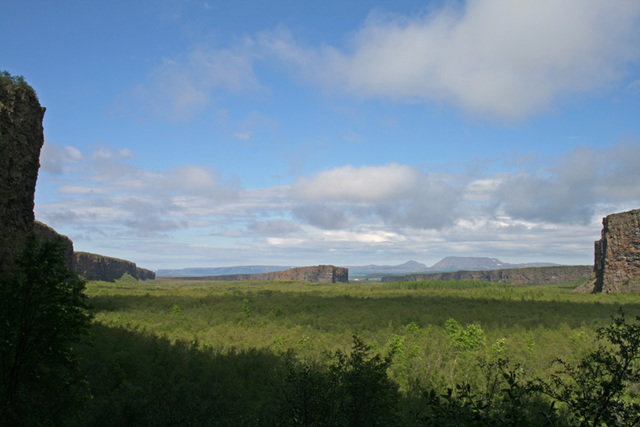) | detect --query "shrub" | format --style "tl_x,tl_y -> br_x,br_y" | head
538,309 -> 640,426
0,234 -> 91,424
